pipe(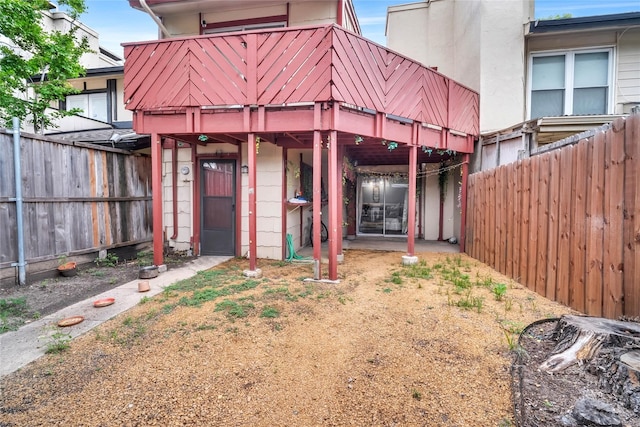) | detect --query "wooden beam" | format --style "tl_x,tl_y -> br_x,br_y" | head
285,132 -> 306,145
